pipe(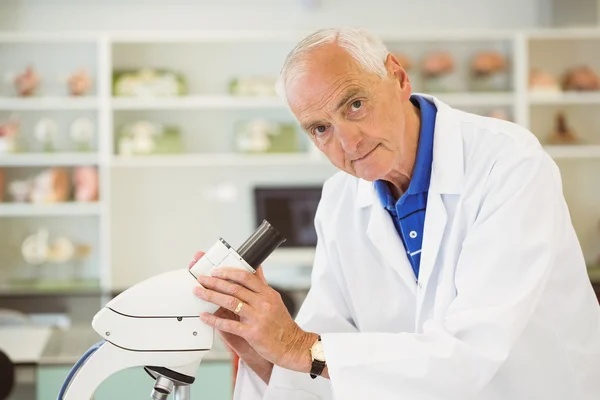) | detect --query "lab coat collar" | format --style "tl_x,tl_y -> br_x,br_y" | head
356,95 -> 465,208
